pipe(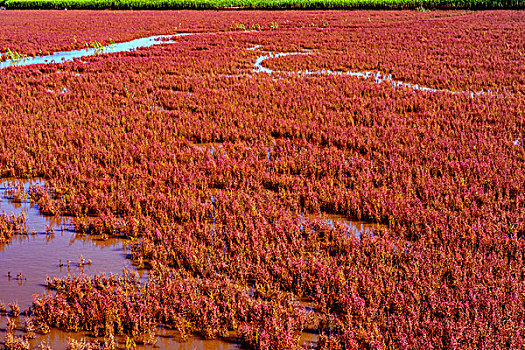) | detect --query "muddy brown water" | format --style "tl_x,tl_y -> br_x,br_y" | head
0,315 -> 242,349
305,212 -> 385,239
0,179 -> 251,349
